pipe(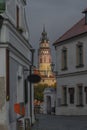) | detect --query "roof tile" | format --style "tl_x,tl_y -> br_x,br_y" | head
54,17 -> 87,45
